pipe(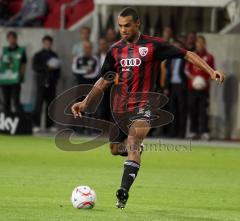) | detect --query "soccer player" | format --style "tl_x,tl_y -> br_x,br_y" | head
71,7 -> 224,208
